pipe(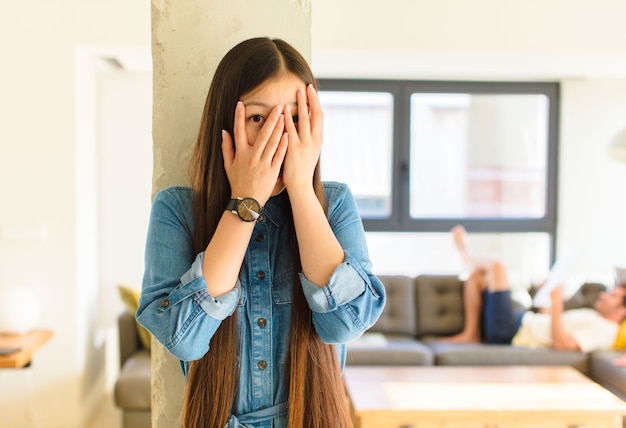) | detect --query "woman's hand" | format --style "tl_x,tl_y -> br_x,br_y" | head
550,284 -> 565,311
549,284 -> 580,351
282,84 -> 323,194
281,84 -> 344,287
221,102 -> 288,205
